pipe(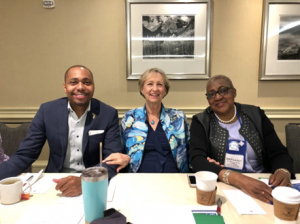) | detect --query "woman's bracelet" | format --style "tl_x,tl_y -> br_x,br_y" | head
274,168 -> 291,179
222,169 -> 231,185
